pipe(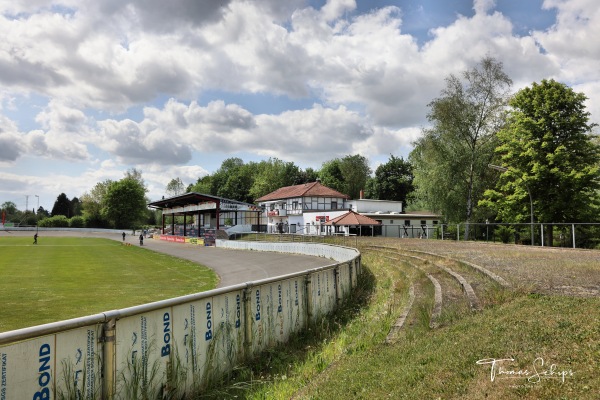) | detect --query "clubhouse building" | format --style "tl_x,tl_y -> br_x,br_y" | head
256,181 -> 440,238
148,181 -> 440,241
